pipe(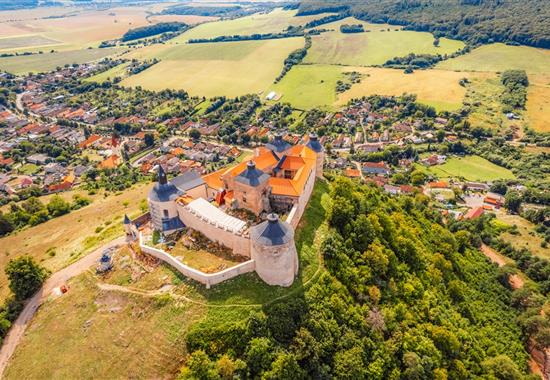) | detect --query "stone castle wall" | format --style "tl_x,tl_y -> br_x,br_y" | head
176,202 -> 251,257
139,233 -> 255,288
